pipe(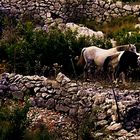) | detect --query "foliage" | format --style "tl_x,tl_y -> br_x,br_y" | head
24,124 -> 56,140
0,19 -> 96,76
0,102 -> 29,140
1,13 -> 140,76
0,99 -> 57,140
113,29 -> 140,45
77,107 -> 112,140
